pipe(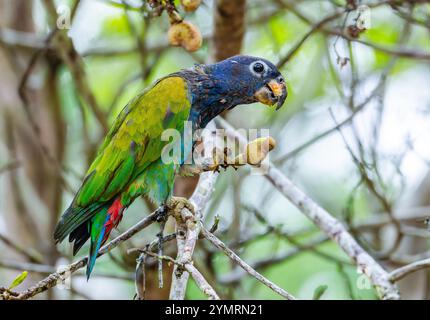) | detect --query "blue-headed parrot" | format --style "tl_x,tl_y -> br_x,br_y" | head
54,55 -> 287,278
